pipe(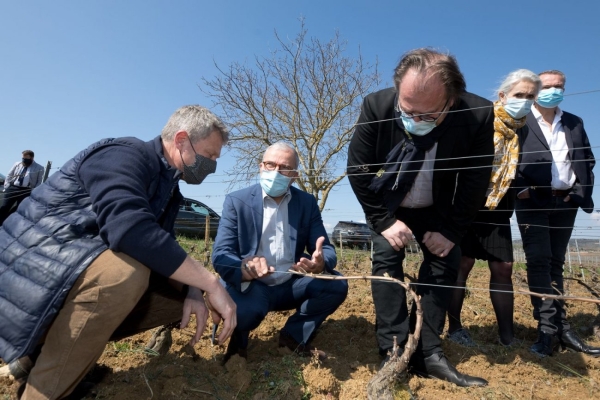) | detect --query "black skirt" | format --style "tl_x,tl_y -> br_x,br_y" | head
460,189 -> 515,262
